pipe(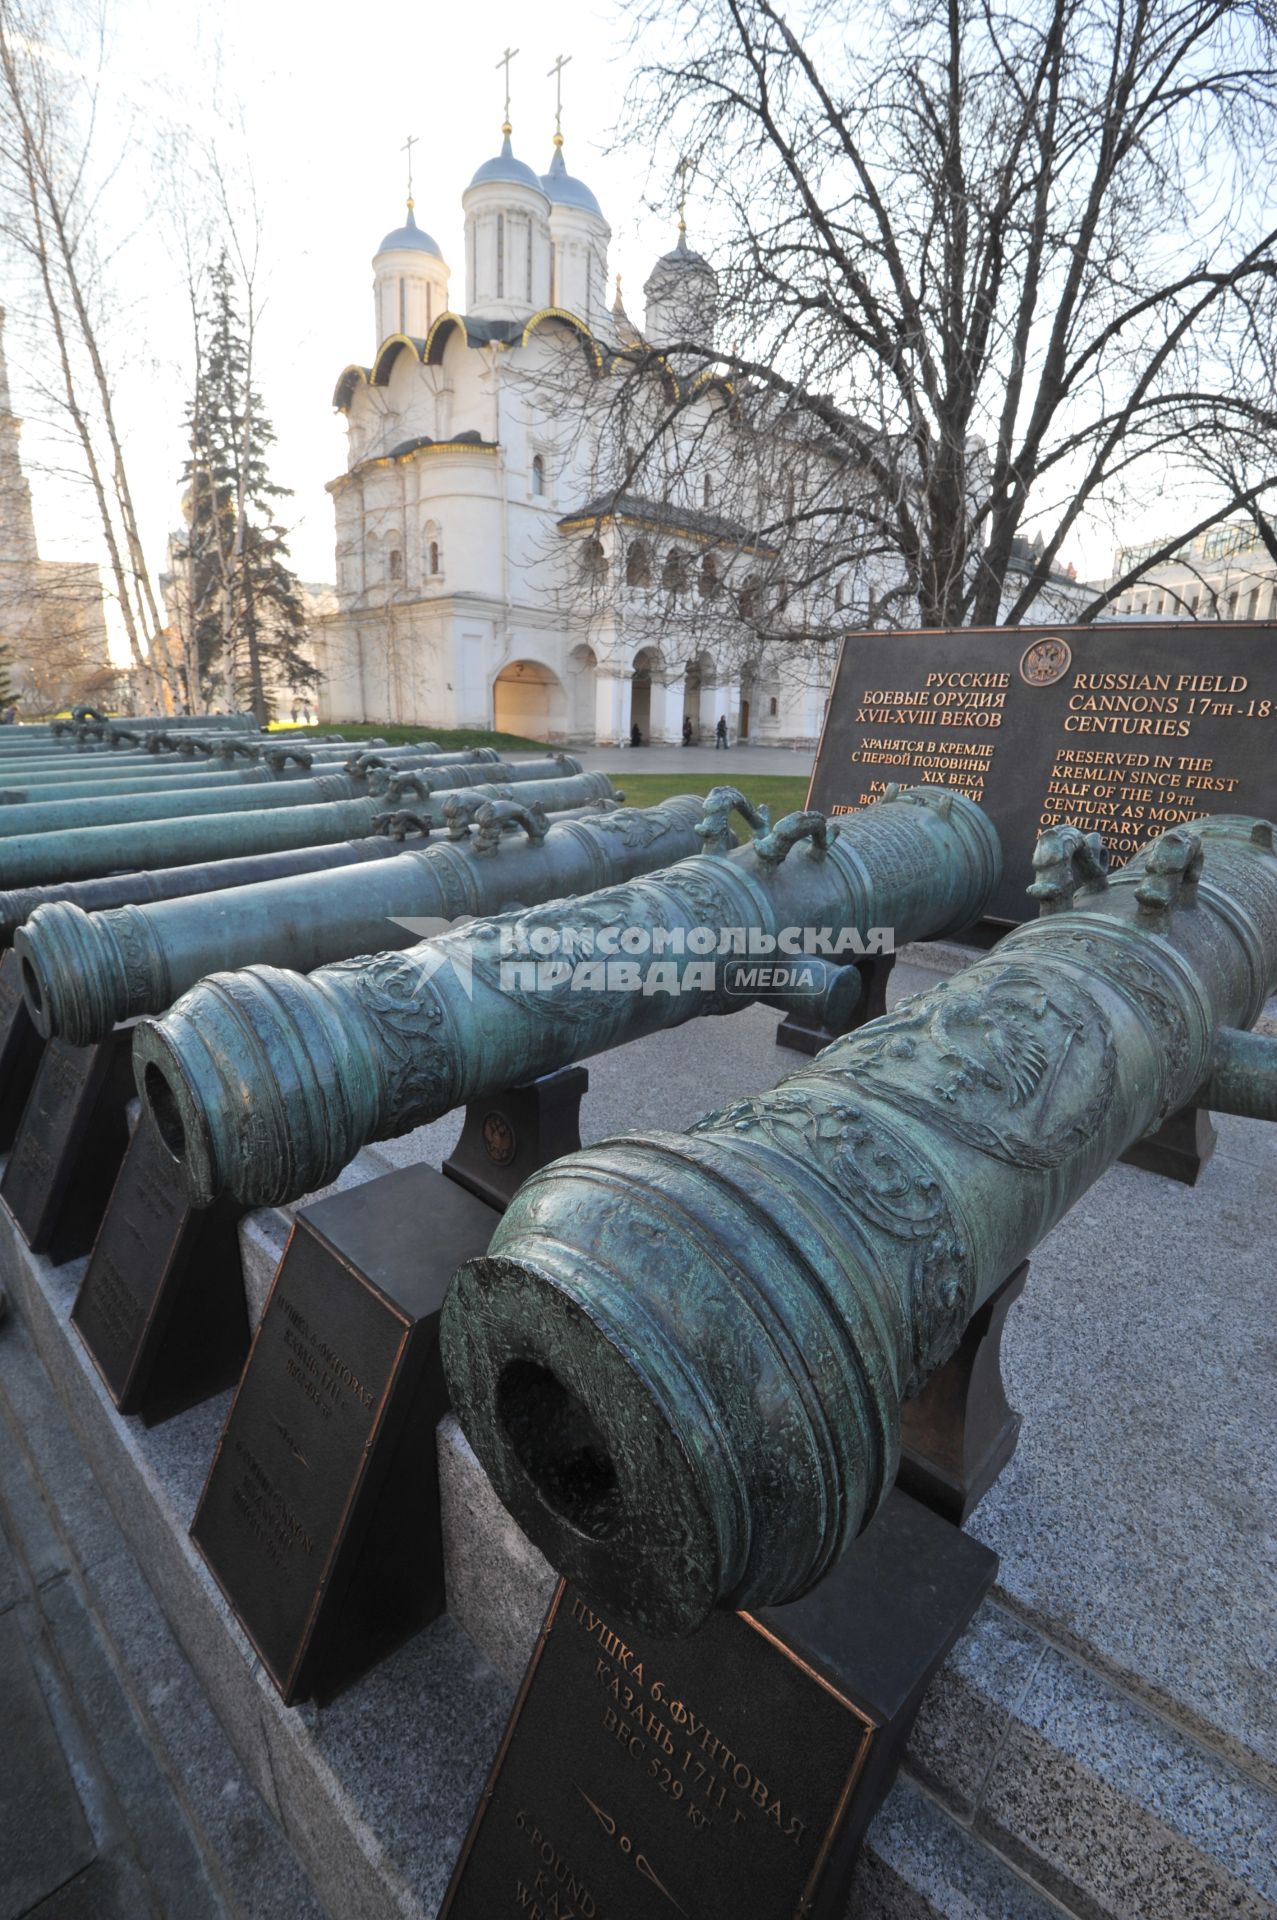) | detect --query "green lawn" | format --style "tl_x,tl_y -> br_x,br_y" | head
269,721 -> 548,752
602,771 -> 811,819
